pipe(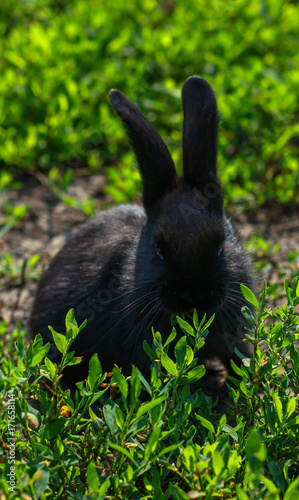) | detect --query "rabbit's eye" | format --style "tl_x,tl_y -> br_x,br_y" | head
156,250 -> 163,261
217,247 -> 223,257
155,245 -> 164,260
